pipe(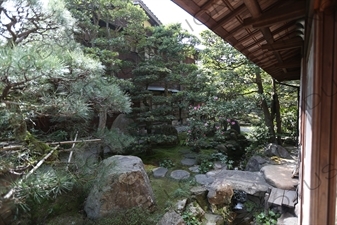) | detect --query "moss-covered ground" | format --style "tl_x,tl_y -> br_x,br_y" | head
8,132 -> 226,224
